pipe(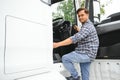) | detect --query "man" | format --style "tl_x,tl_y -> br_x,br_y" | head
53,8 -> 99,80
